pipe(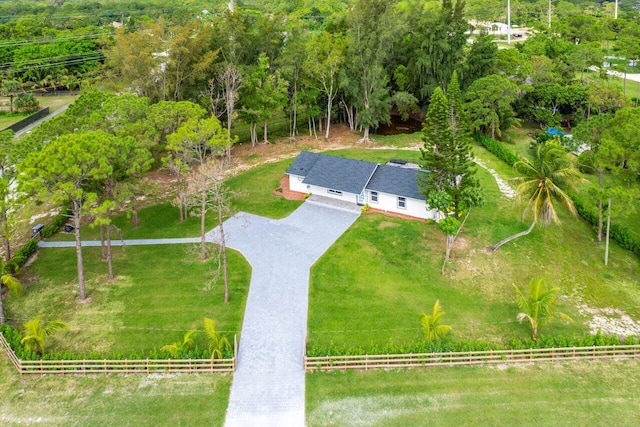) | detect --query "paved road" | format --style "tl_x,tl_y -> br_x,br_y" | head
38,200 -> 359,426
14,104 -> 70,138
218,203 -> 359,427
